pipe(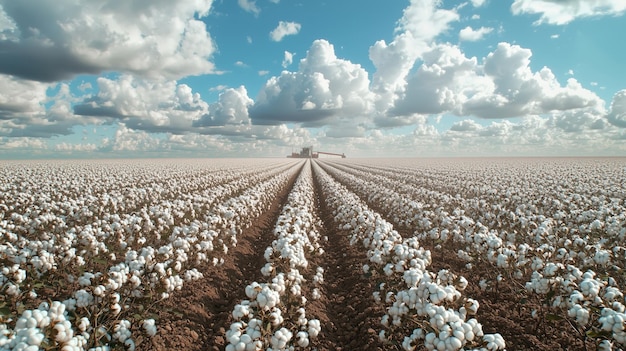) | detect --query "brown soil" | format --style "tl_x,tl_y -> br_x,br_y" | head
425,242 -> 594,351
141,165 -> 302,351
138,163 -> 597,351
